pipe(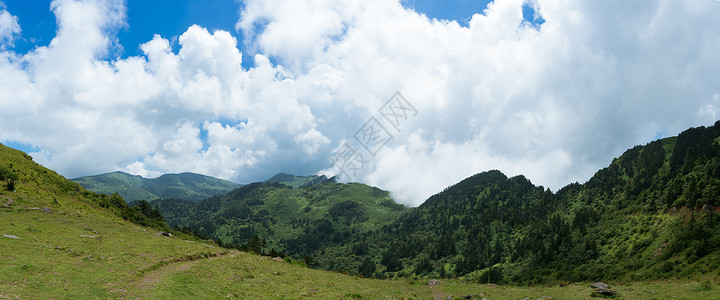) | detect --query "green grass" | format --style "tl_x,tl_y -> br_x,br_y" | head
2,142 -> 720,298
143,253 -> 426,299
0,205 -> 224,298
2,193 -> 720,299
